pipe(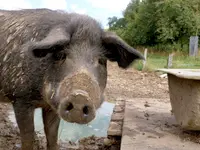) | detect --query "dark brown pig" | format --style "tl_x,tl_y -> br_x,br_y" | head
0,8 -> 144,150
